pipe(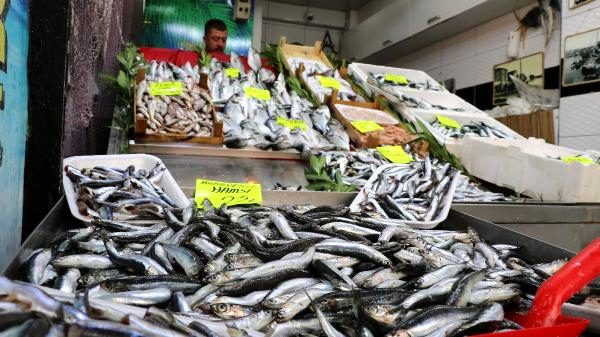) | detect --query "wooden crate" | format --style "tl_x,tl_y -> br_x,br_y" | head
328,95 -> 415,149
278,36 -> 333,74
495,110 -> 555,144
133,69 -> 223,145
